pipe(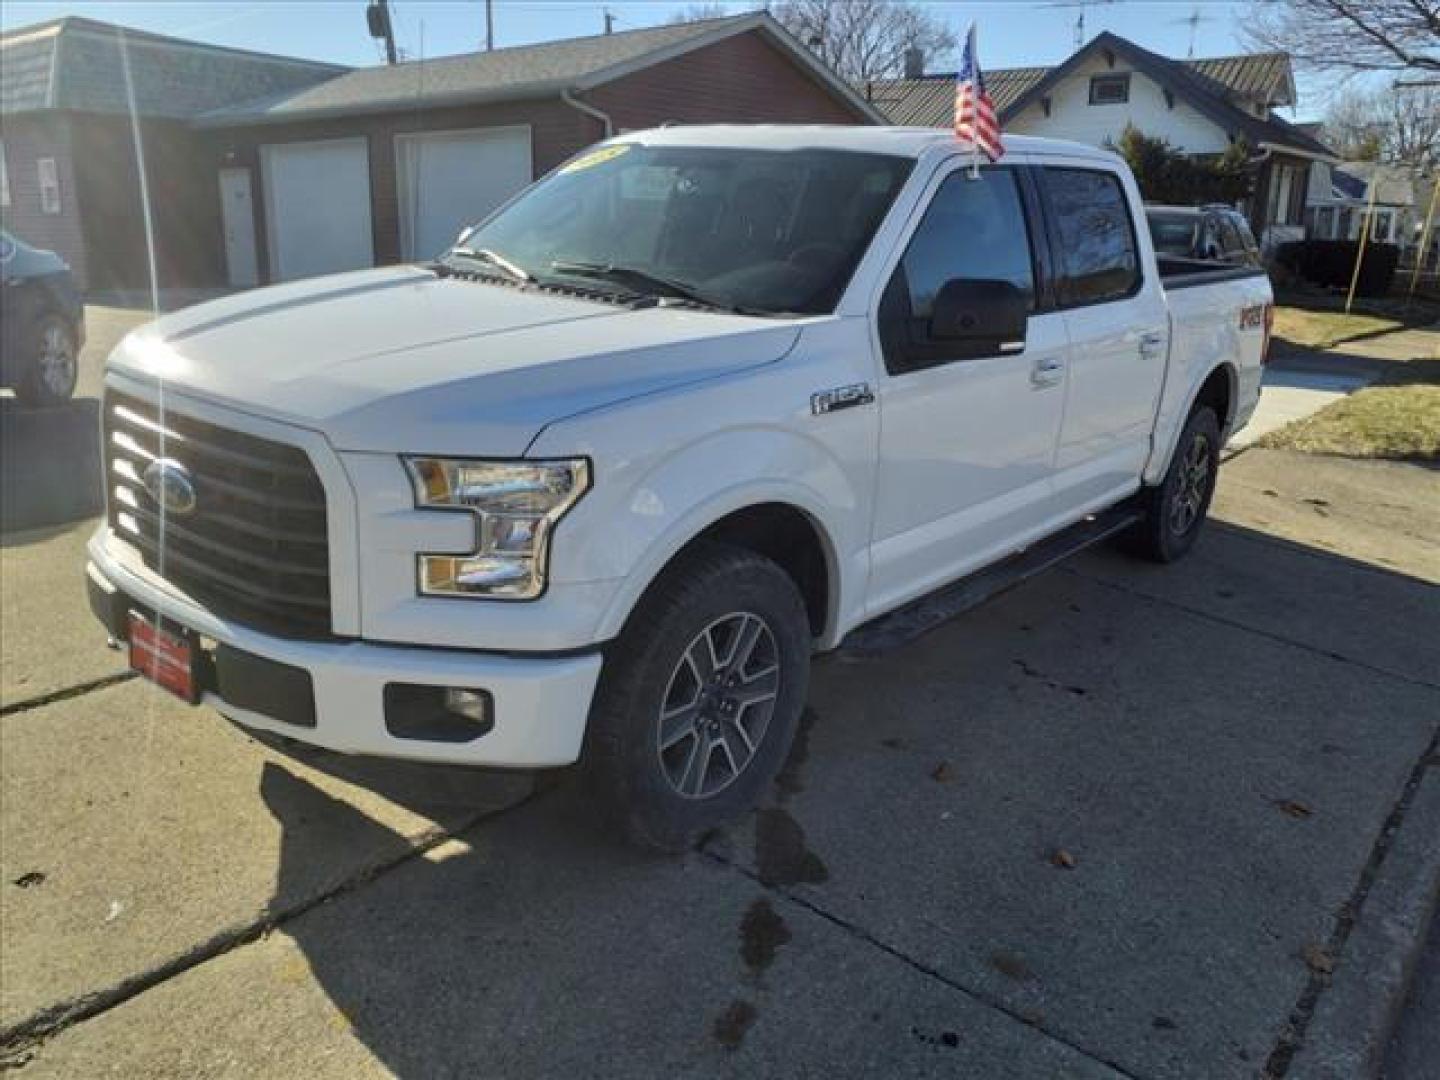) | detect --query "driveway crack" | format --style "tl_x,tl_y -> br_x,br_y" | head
1062,566 -> 1440,694
1262,725 -> 1440,1077
0,672 -> 137,719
